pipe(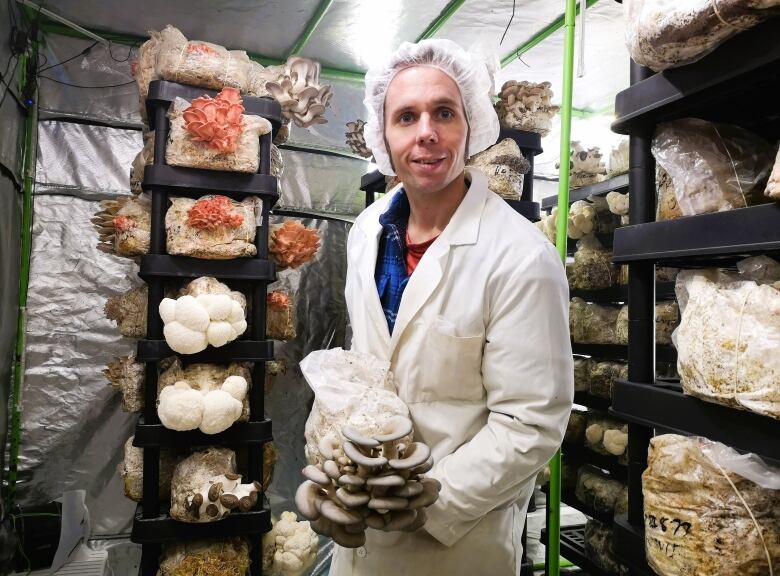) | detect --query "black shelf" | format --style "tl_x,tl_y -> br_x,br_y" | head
542,173 -> 629,210
542,485 -> 614,525
505,199 -> 540,222
498,127 -> 543,156
612,515 -> 655,576
572,344 -> 677,363
612,18 -> 780,137
146,80 -> 283,135
573,391 -> 611,411
360,170 -> 385,192
613,203 -> 780,264
142,164 -> 279,202
131,503 -> 272,544
541,525 -> 612,576
570,281 -> 675,304
567,233 -> 614,255
133,418 -> 272,448
137,339 -> 275,363
139,254 -> 276,281
611,380 -> 780,463
562,442 -> 627,482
